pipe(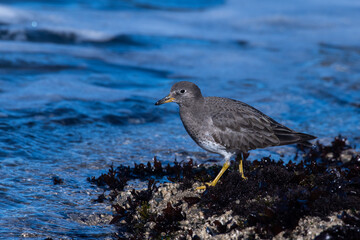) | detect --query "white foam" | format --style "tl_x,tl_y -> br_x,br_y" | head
0,4 -> 30,23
